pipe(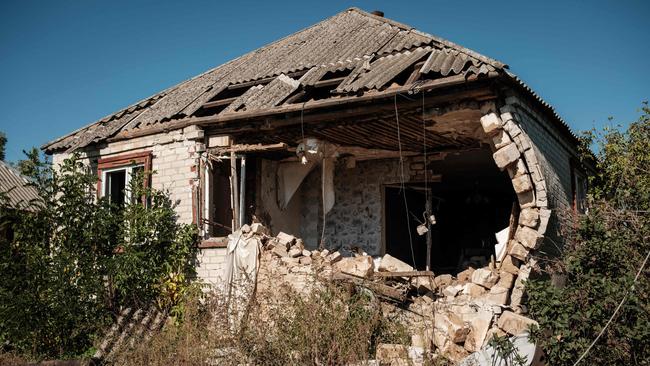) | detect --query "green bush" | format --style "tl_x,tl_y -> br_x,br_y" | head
0,153 -> 197,360
526,103 -> 650,365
